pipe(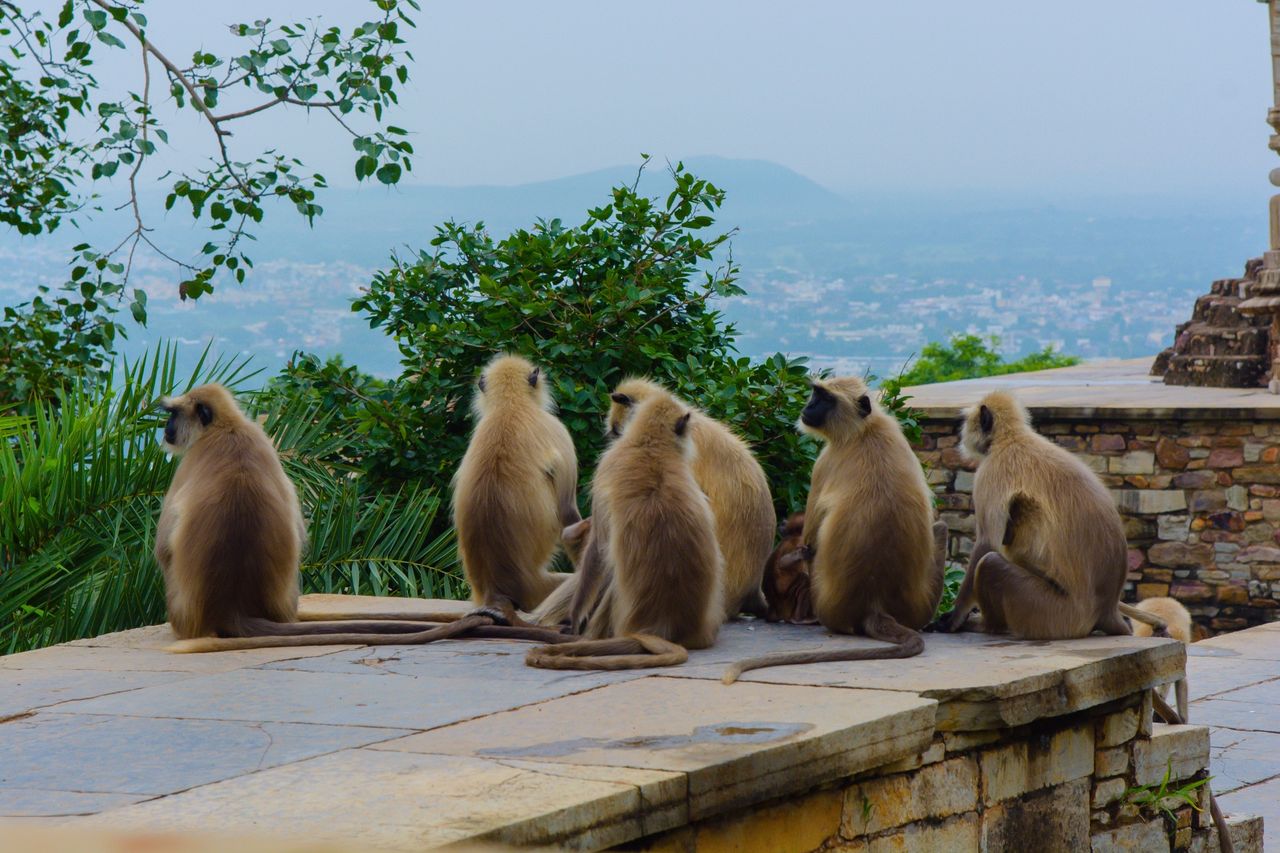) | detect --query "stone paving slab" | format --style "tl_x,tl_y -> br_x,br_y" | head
0,594 -> 1233,851
0,789 -> 152,819
1218,776 -> 1280,853
900,357 -> 1280,420
372,675 -> 937,820
0,712 -> 407,803
1185,655 -> 1280,702
80,748 -> 685,851
676,625 -> 1183,730
1207,727 -> 1280,794
0,669 -> 185,718
1188,621 -> 1280,853
0,640 -> 364,675
49,664 -> 629,730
